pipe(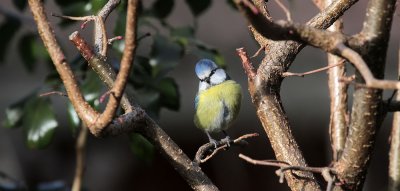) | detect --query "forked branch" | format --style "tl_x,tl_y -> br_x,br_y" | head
194,133 -> 259,164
